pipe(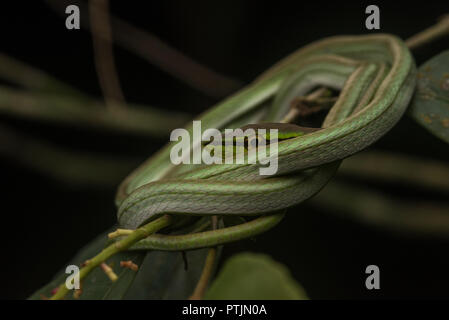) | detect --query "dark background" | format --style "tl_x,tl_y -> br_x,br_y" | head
0,0 -> 448,299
